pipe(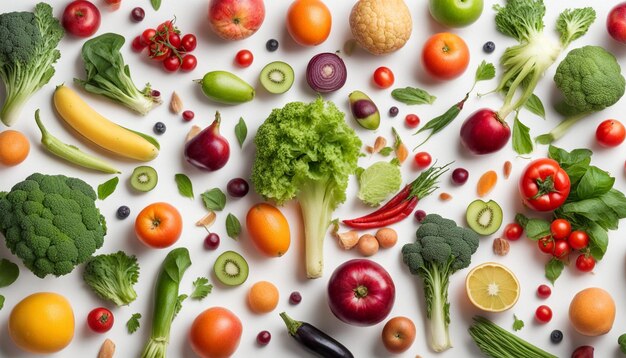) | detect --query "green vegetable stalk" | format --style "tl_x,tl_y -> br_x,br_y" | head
141,248 -> 191,358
